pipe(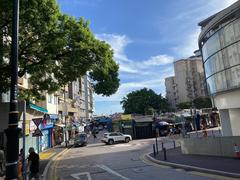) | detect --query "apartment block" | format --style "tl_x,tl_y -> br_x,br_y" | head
165,52 -> 207,109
